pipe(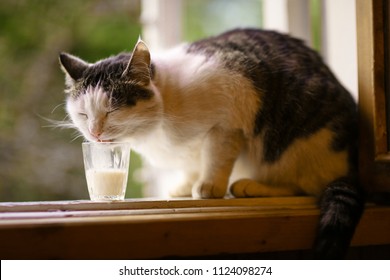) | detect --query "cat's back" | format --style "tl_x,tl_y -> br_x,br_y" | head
187,28 -> 357,164
186,28 -> 323,75
185,28 -> 353,111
